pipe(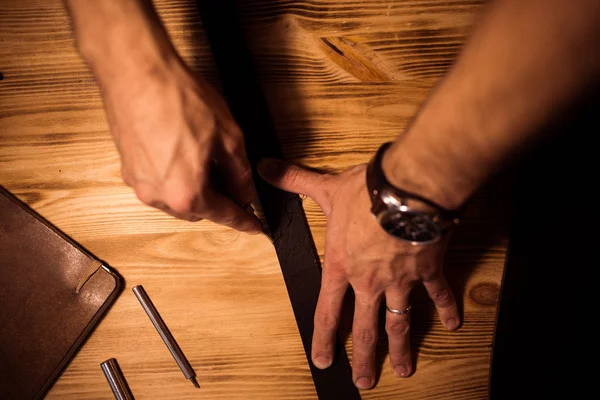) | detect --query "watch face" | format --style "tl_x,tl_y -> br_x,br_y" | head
379,210 -> 441,244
